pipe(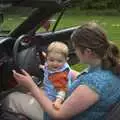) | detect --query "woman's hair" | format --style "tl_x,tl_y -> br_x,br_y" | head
47,41 -> 69,59
71,22 -> 120,75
